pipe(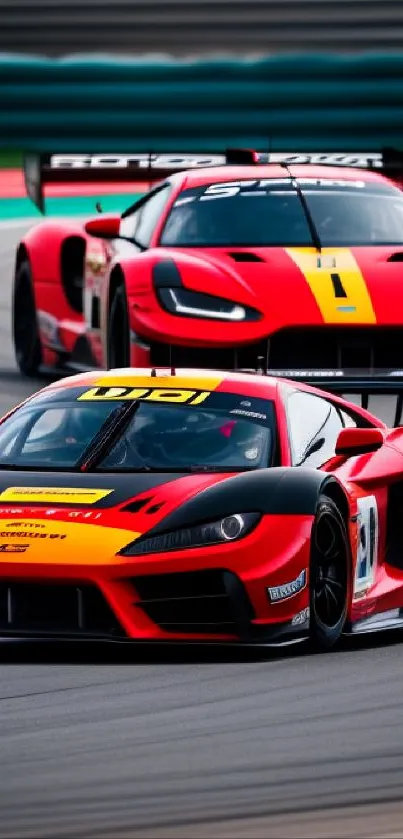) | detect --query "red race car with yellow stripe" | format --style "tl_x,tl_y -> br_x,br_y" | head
13,149 -> 403,424
1,366 -> 403,649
